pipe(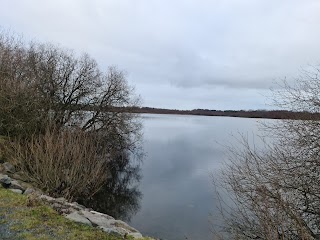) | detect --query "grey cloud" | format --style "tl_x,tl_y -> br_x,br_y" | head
1,0 -> 320,109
